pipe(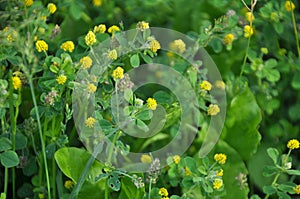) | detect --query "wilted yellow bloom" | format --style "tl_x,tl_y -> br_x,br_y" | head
35,40 -> 48,52
136,21 -> 149,31
140,154 -> 152,163
112,67 -> 124,79
147,98 -> 157,110
223,33 -> 235,45
213,178 -> 223,190
215,80 -> 225,90
60,41 -> 75,53
94,24 -> 106,33
87,83 -> 97,93
13,76 -> 22,90
85,31 -> 97,46
107,49 -> 118,60
85,117 -> 96,128
47,3 -> 57,14
149,40 -> 161,53
214,153 -> 227,164
244,25 -> 254,38
64,180 -> 74,189
173,155 -> 181,164
200,80 -> 212,91
169,39 -> 186,53
93,0 -> 102,7
24,0 -> 33,7
80,56 -> 93,69
285,1 -> 295,12
287,139 -> 300,150
56,75 -> 67,85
